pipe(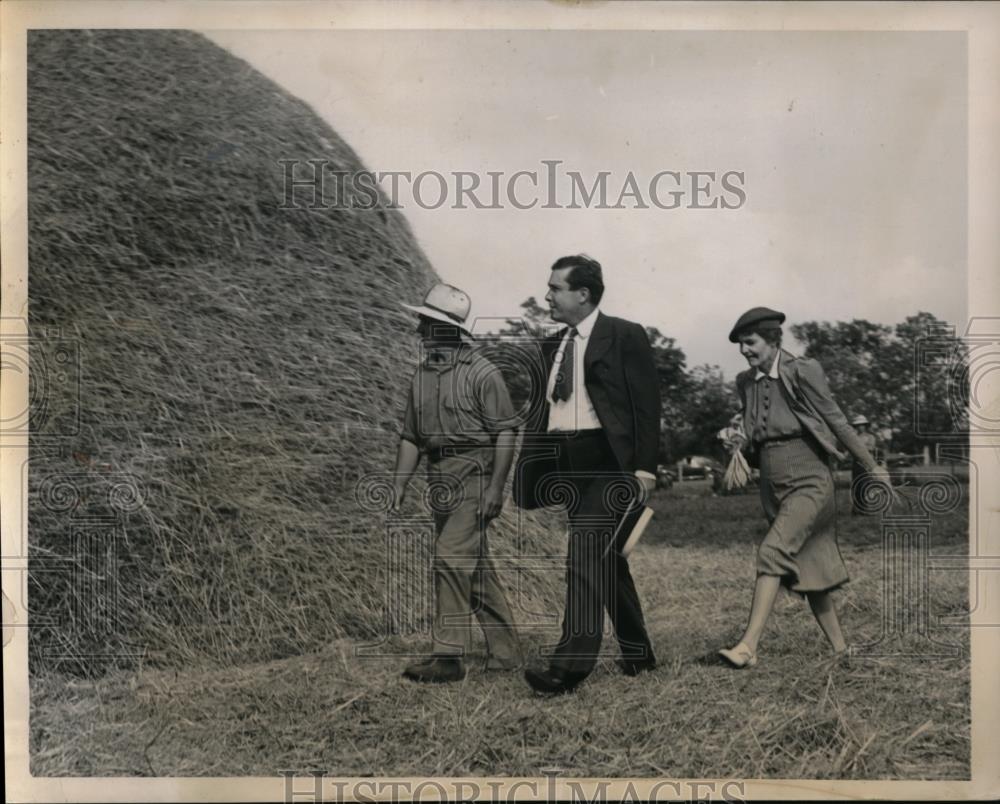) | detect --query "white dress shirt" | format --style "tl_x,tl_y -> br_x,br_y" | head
546,307 -> 655,482
546,306 -> 603,432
